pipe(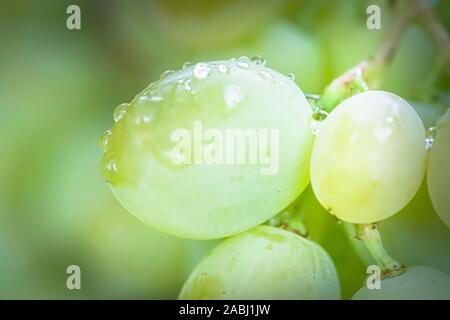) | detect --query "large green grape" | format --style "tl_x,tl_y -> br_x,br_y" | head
352,265 -> 450,300
102,58 -> 313,239
311,90 -> 427,223
179,226 -> 341,299
427,109 -> 450,228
